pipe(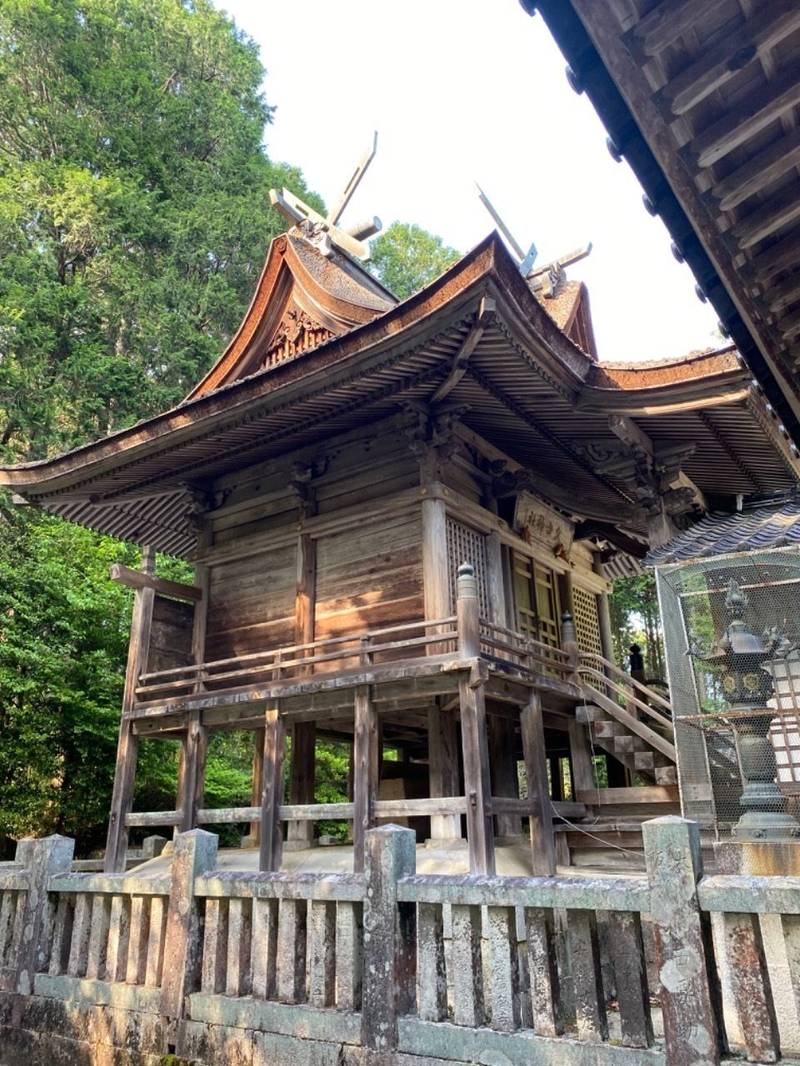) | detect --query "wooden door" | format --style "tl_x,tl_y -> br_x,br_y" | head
512,552 -> 561,647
